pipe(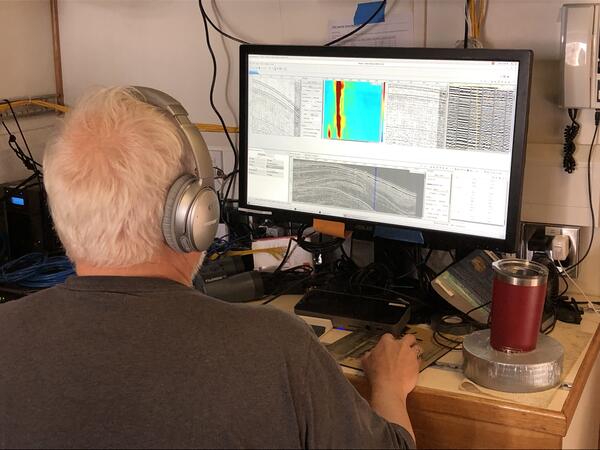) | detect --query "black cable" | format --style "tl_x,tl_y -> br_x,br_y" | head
295,224 -> 345,254
558,270 -> 569,298
261,270 -> 318,305
434,330 -> 464,345
3,100 -> 36,164
350,283 -> 412,305
199,0 -> 250,45
422,248 -> 433,266
2,101 -> 44,199
447,249 -> 456,263
433,330 -> 463,351
463,0 -> 469,49
566,112 -> 600,271
198,0 -> 240,214
196,0 -> 387,213
198,0 -> 386,48
563,109 -> 580,173
1,106 -> 45,243
324,0 -> 387,46
282,264 -> 312,274
542,306 -> 558,335
1,120 -> 42,172
463,300 -> 491,320
273,237 -> 295,274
